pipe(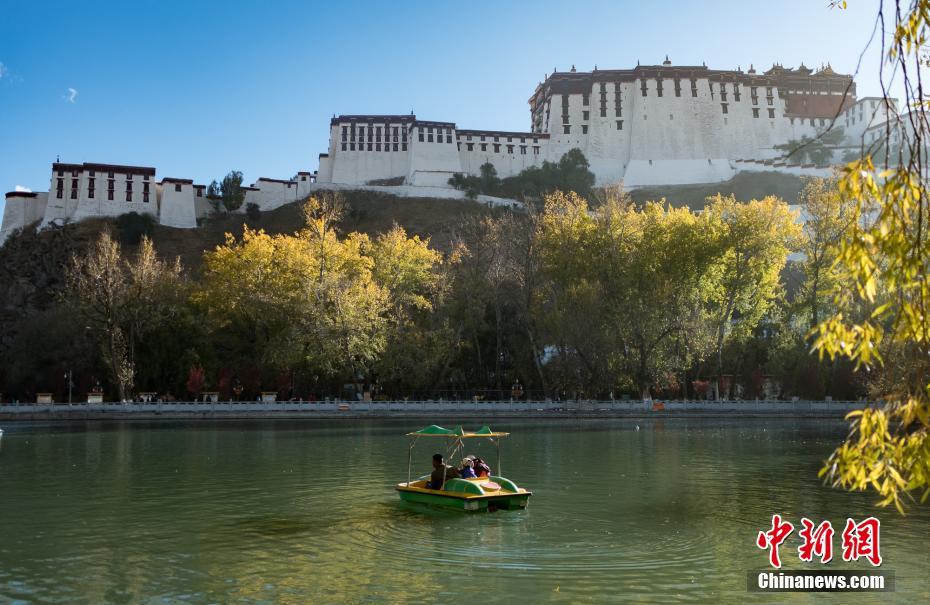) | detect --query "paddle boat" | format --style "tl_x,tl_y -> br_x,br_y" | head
396,425 -> 532,512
